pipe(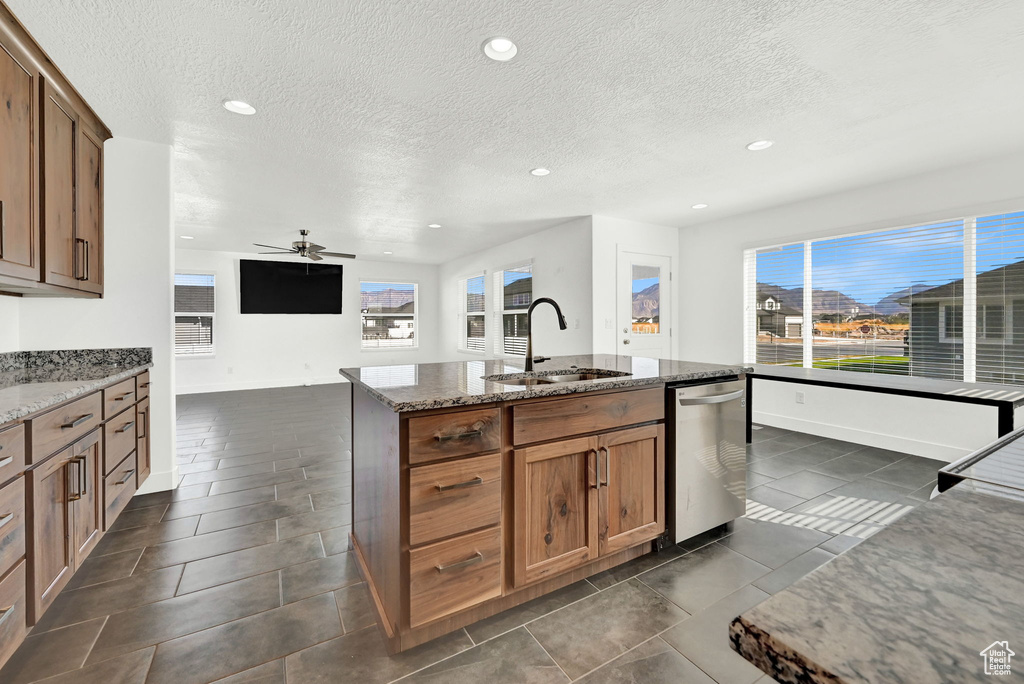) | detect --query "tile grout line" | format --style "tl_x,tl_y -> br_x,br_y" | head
523,624 -> 573,682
